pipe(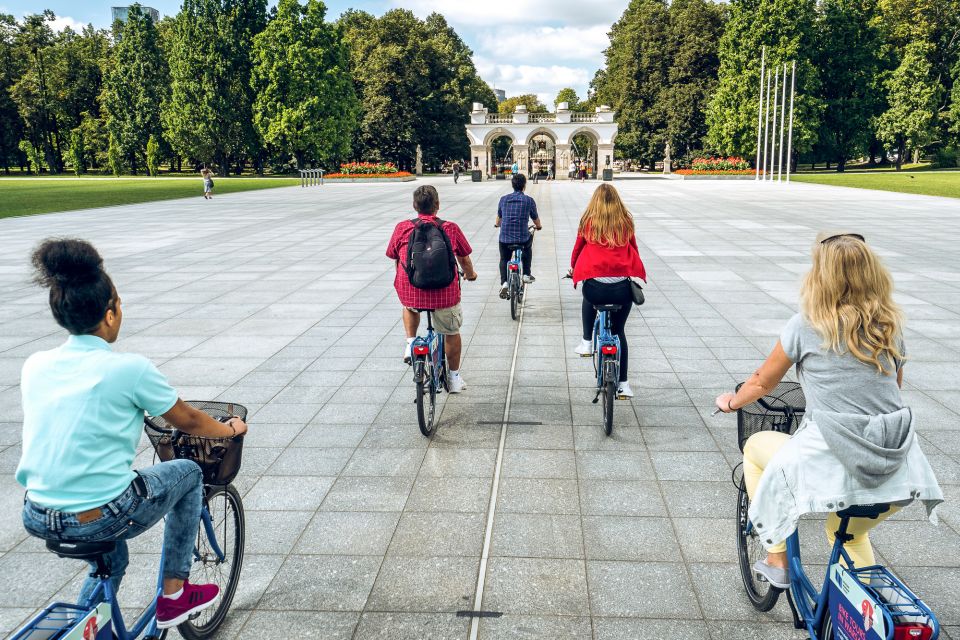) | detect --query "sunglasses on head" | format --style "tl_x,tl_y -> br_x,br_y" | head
818,233 -> 865,245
